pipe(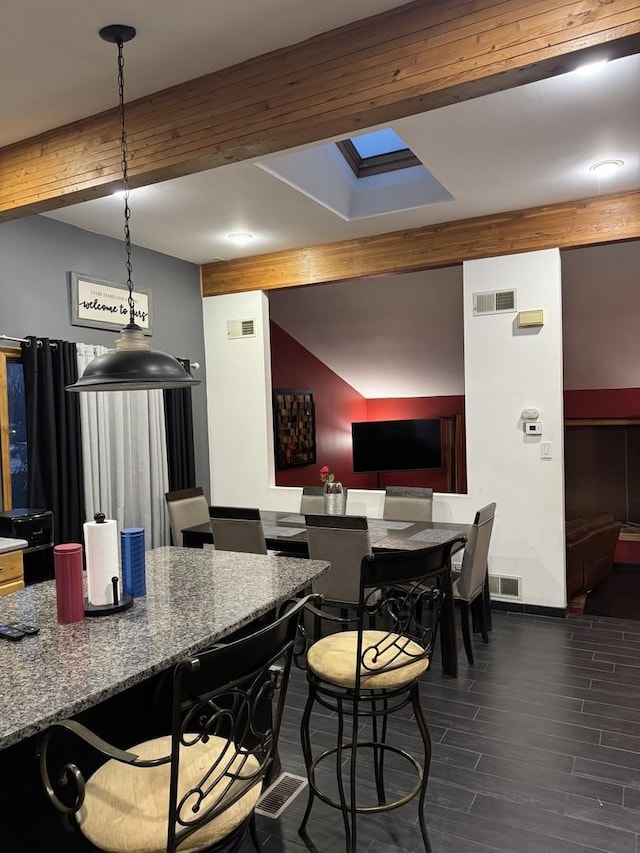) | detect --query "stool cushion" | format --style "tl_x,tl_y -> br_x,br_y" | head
78,735 -> 261,853
308,630 -> 428,688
